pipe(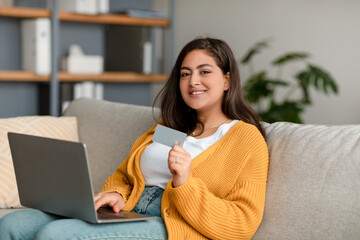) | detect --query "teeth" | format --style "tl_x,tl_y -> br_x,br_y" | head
191,91 -> 205,95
